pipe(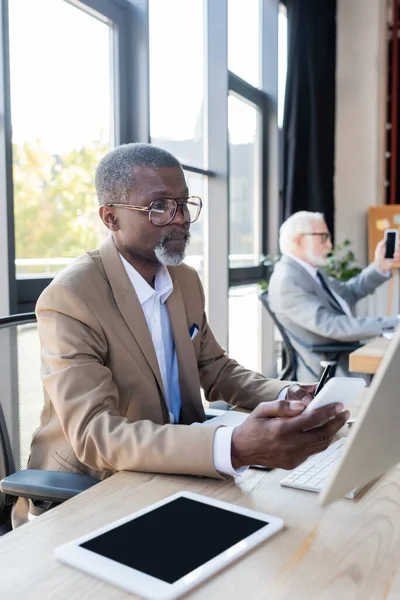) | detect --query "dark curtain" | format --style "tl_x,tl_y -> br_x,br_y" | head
282,0 -> 337,237
386,38 -> 400,205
